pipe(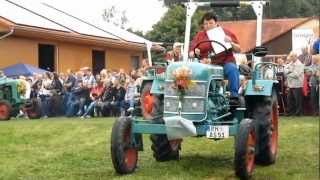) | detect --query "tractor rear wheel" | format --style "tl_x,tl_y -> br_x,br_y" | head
111,117 -> 138,174
0,101 -> 11,121
140,82 -> 154,120
252,92 -> 278,165
235,118 -> 256,180
150,96 -> 180,161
